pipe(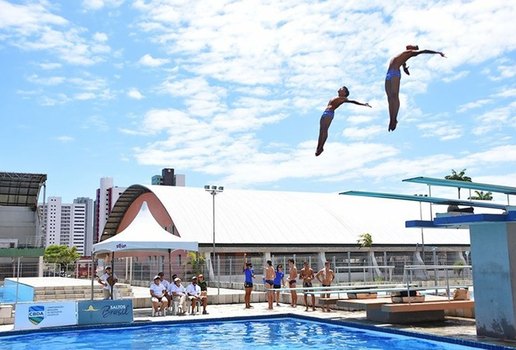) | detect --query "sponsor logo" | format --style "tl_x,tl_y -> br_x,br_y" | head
101,304 -> 129,318
28,305 -> 45,325
84,305 -> 99,312
115,243 -> 127,249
